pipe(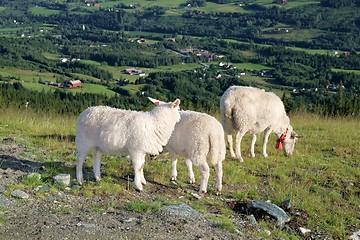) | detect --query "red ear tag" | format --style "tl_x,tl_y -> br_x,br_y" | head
276,139 -> 283,150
